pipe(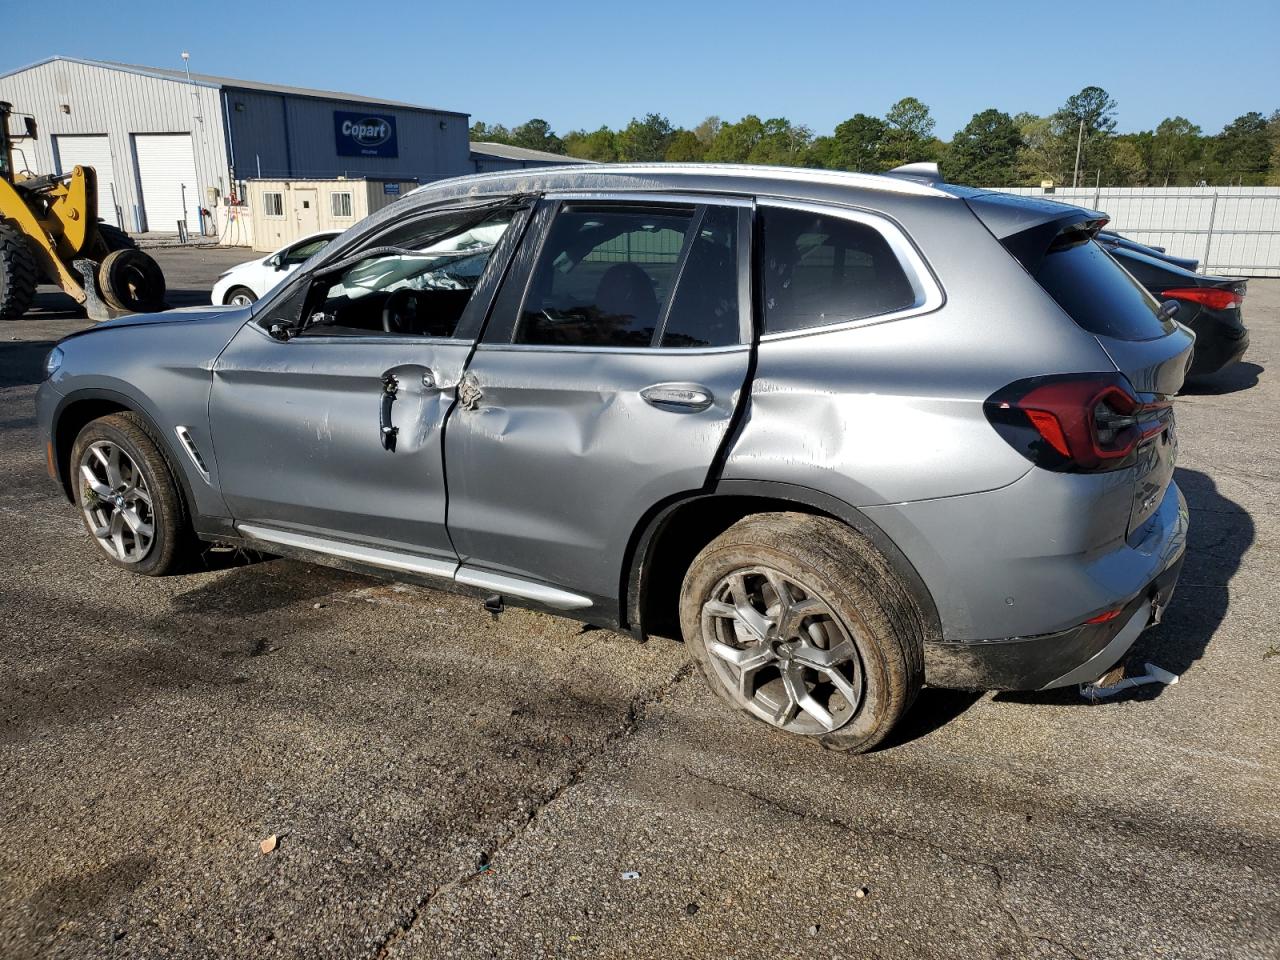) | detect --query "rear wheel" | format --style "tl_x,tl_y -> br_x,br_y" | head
96,223 -> 139,252
0,219 -> 39,321
679,513 -> 924,752
70,412 -> 194,575
99,248 -> 166,313
224,285 -> 258,306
